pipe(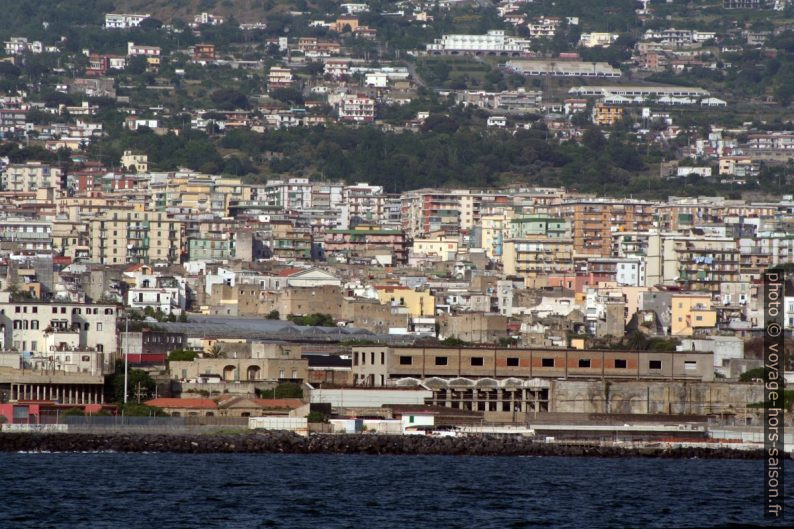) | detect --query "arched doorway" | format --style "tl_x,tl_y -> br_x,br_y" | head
247,365 -> 261,381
